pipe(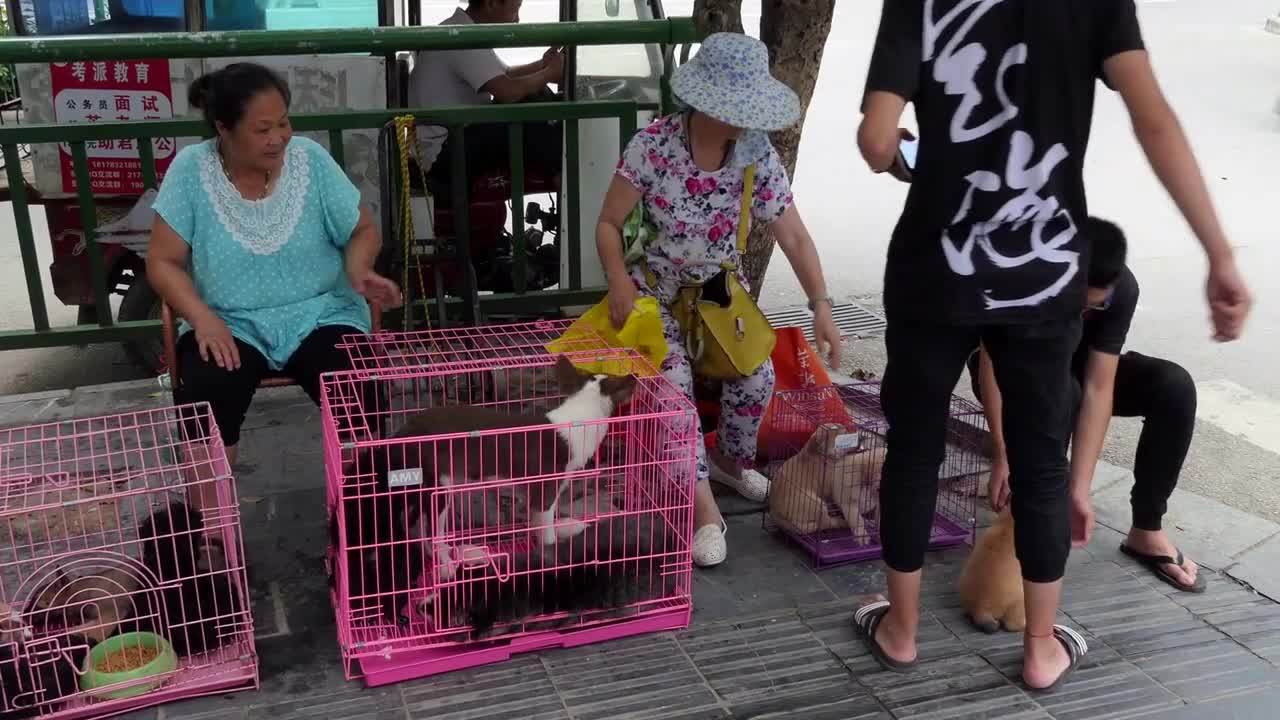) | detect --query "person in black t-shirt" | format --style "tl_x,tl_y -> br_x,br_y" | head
852,0 -> 1251,692
970,218 -> 1204,595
